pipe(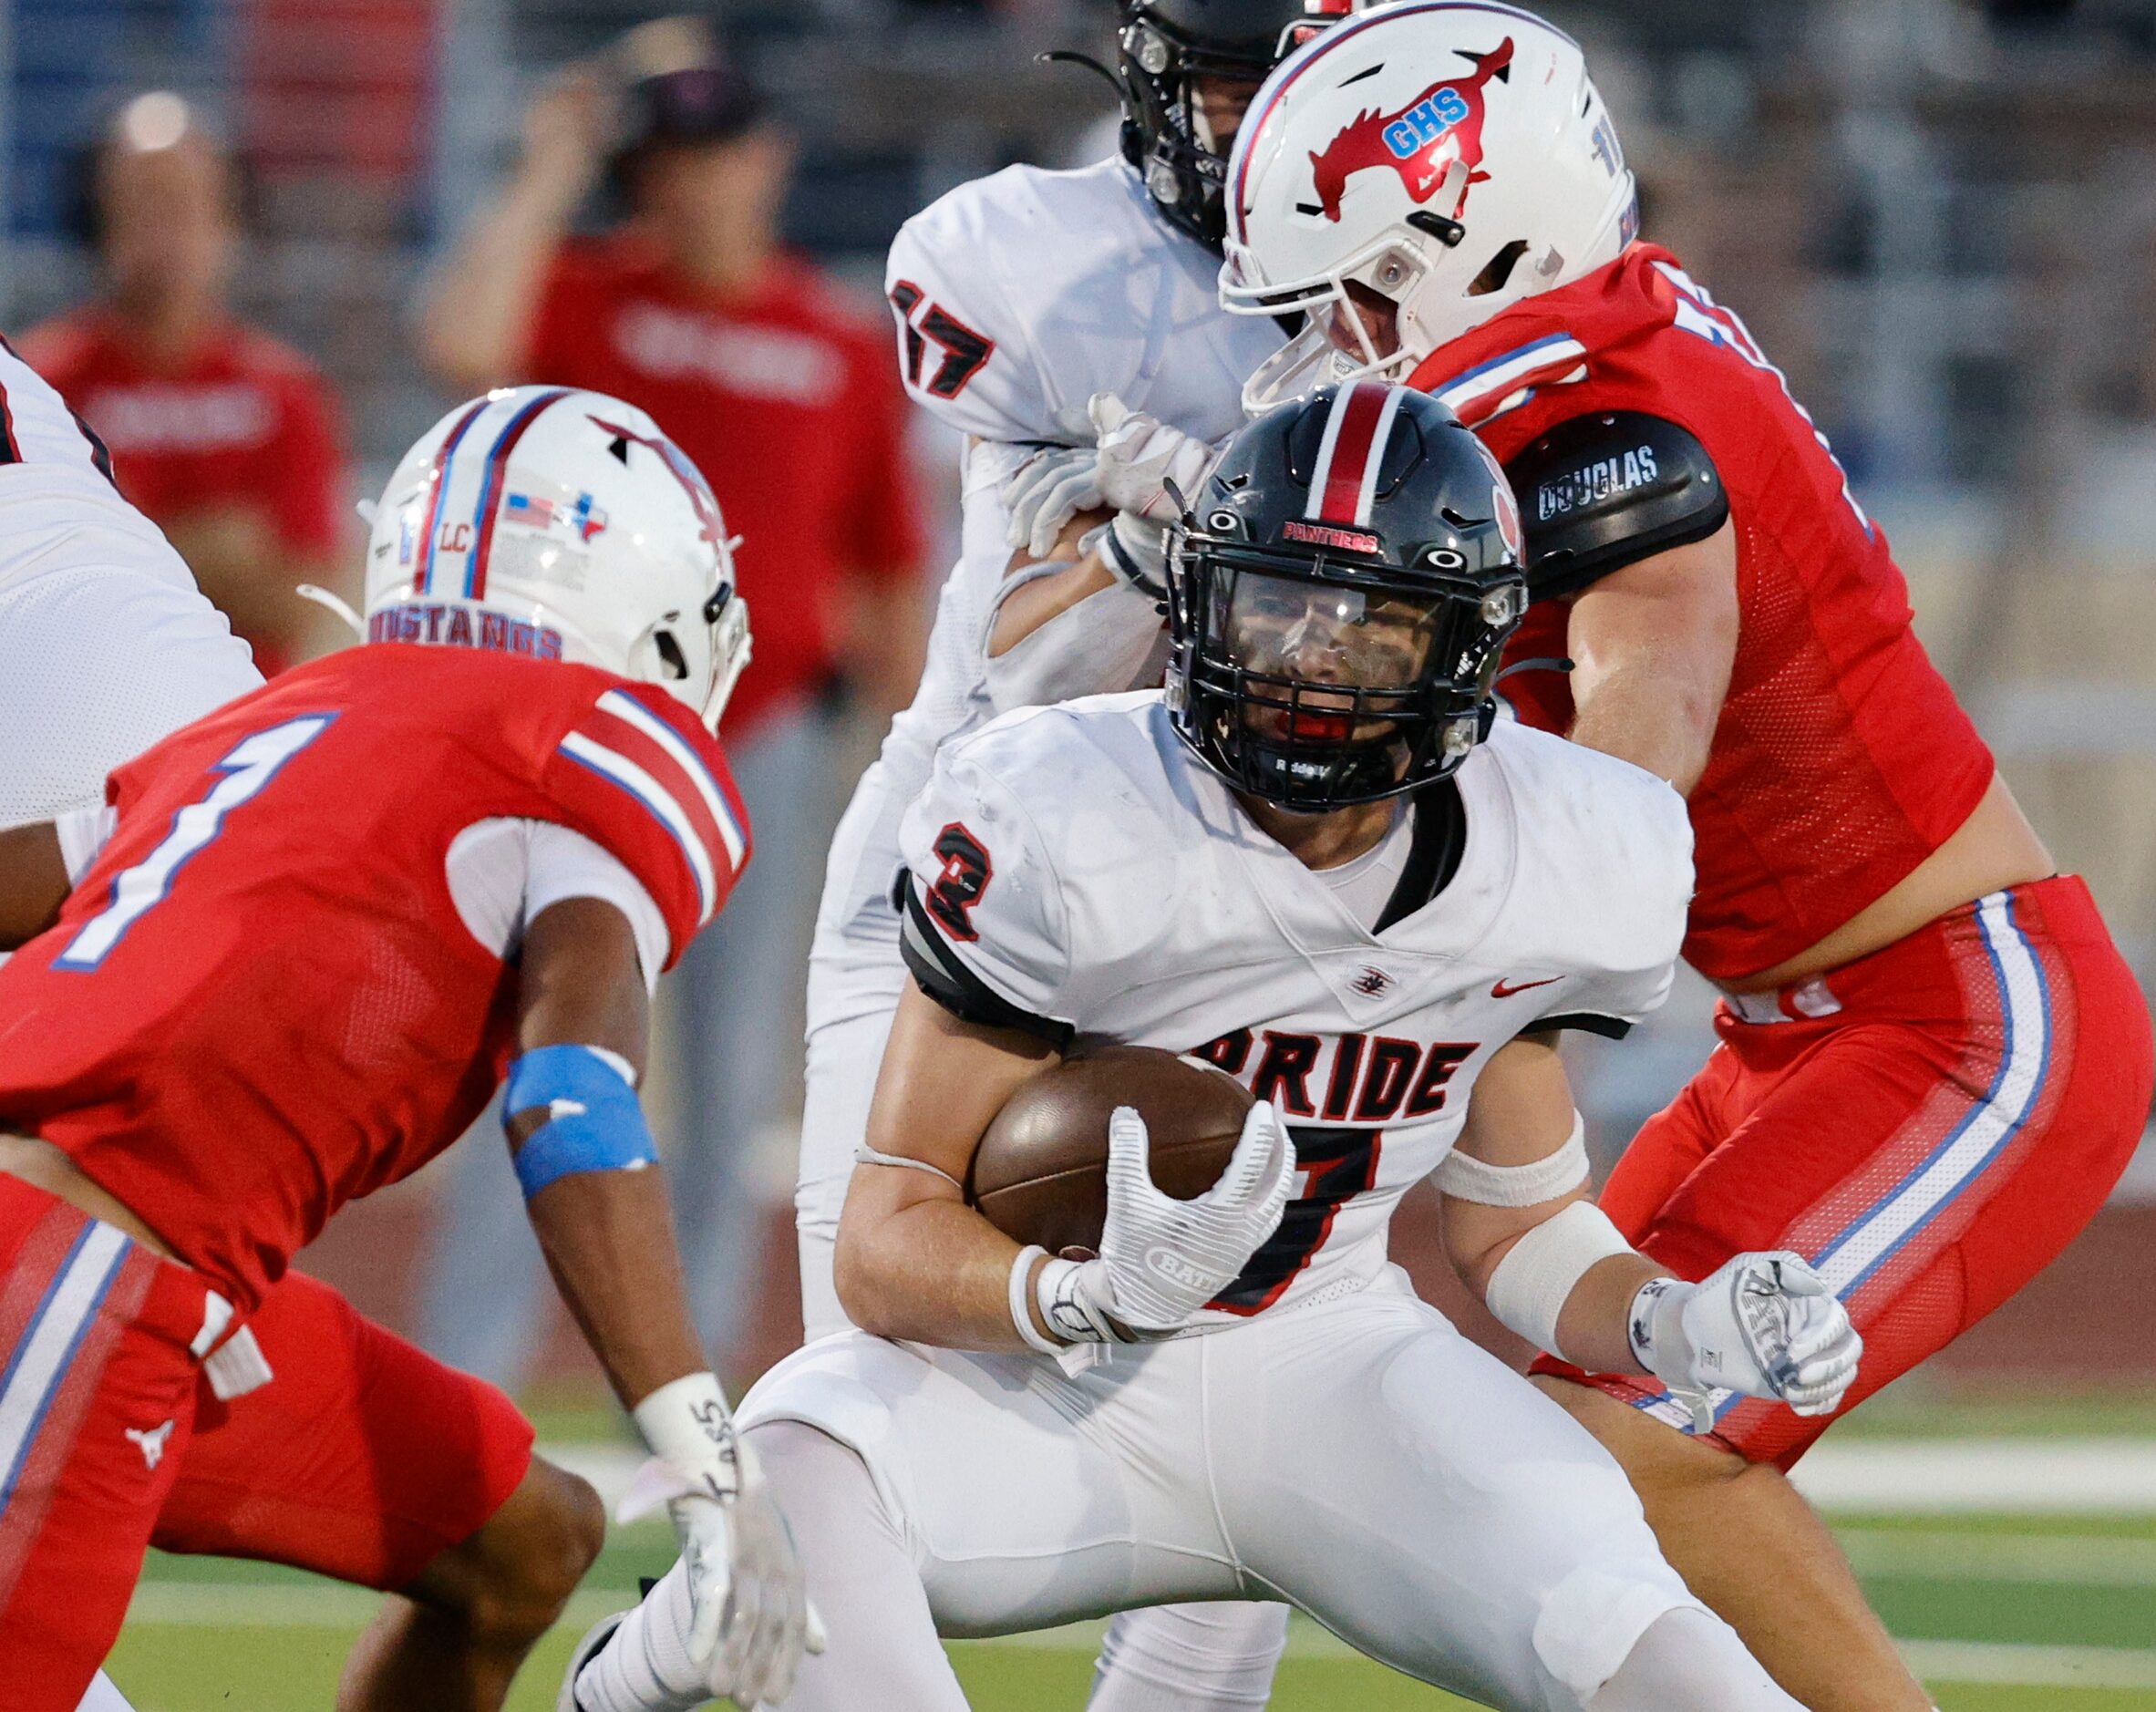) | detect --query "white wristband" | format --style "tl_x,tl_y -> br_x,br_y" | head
1483,1201 -> 1636,1363
1009,1245 -> 1064,1355
631,1370 -> 738,1488
1433,1113 -> 1589,1207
